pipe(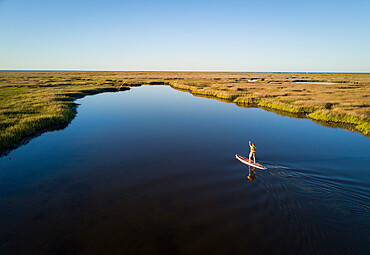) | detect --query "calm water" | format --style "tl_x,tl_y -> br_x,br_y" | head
1,86 -> 369,254
292,81 -> 337,85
